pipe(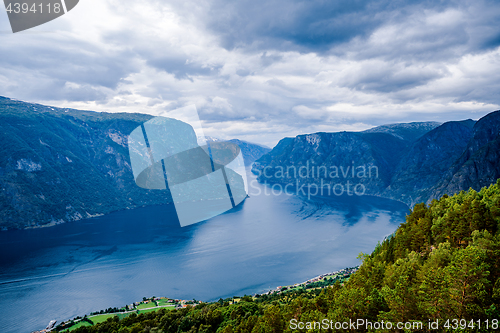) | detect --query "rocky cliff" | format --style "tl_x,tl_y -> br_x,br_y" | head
253,114 -> 500,207
429,111 -> 500,202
